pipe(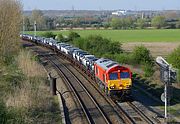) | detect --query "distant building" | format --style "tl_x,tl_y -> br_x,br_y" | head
56,23 -> 60,27
112,10 -> 127,16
